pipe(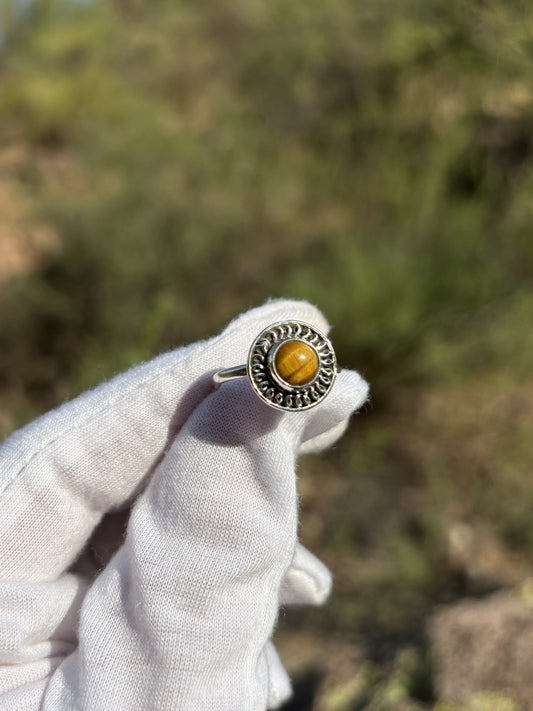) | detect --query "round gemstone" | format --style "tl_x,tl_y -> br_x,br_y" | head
274,340 -> 319,387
